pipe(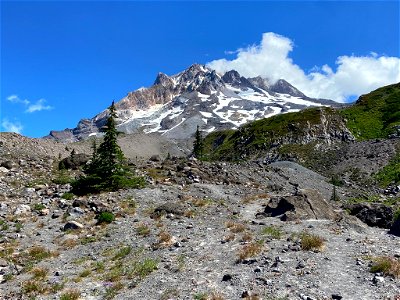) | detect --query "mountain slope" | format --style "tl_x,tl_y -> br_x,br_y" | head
47,64 -> 338,142
203,106 -> 354,161
202,83 -> 400,177
340,83 -> 400,140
